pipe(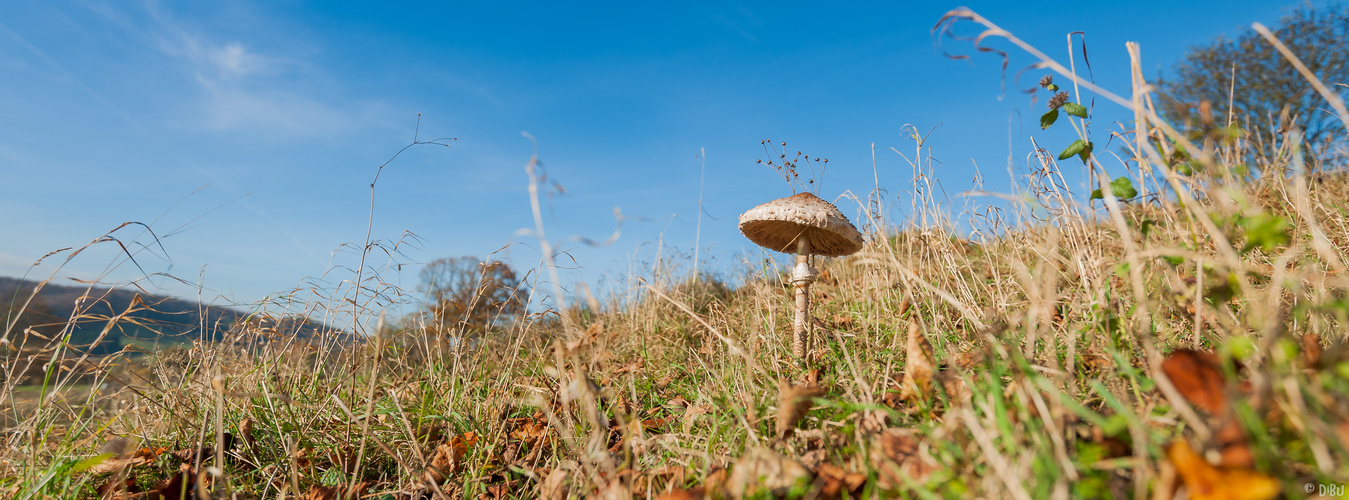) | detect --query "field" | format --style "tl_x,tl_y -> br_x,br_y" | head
3,11 -> 1349,500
